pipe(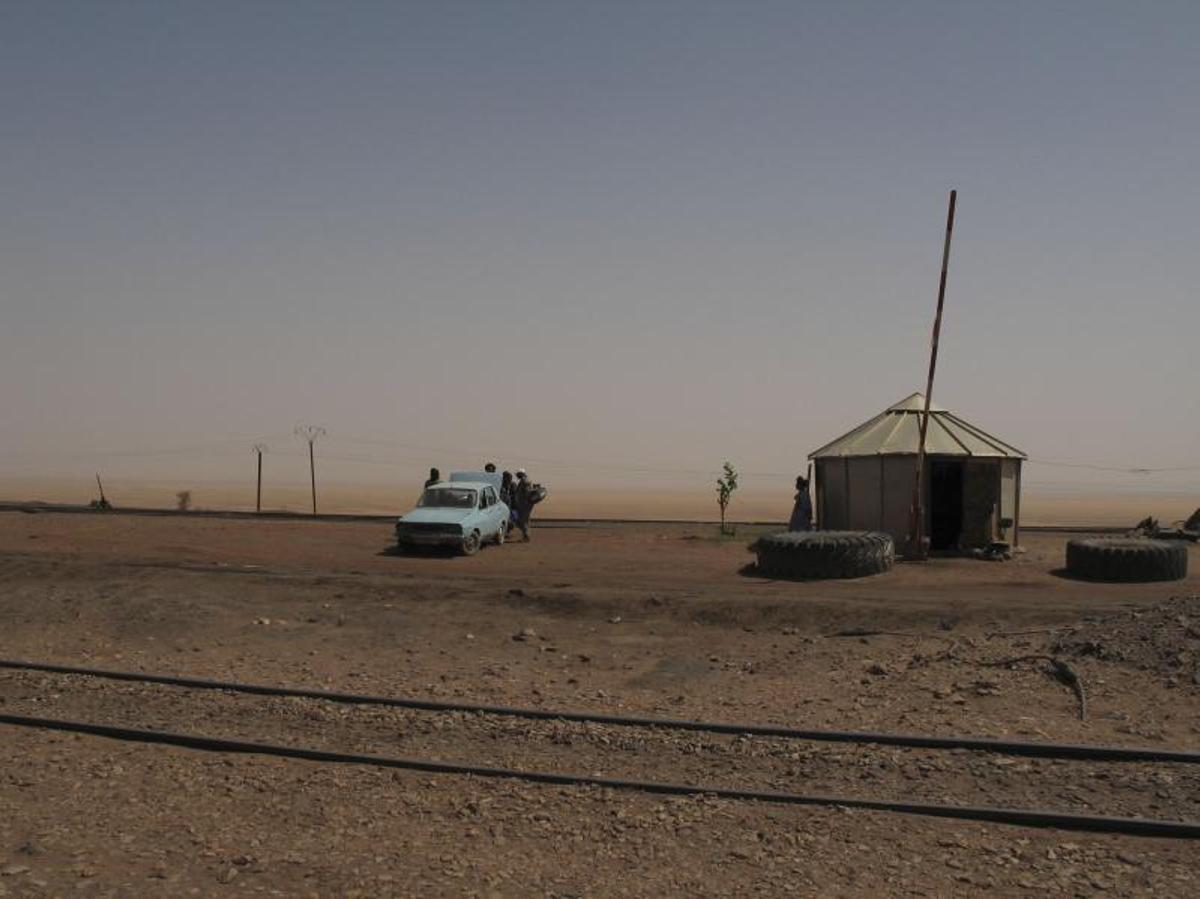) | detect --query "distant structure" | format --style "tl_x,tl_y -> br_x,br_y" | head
808,393 -> 1025,550
294,425 -> 326,516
